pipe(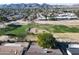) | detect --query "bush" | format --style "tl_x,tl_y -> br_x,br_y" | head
37,33 -> 56,48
